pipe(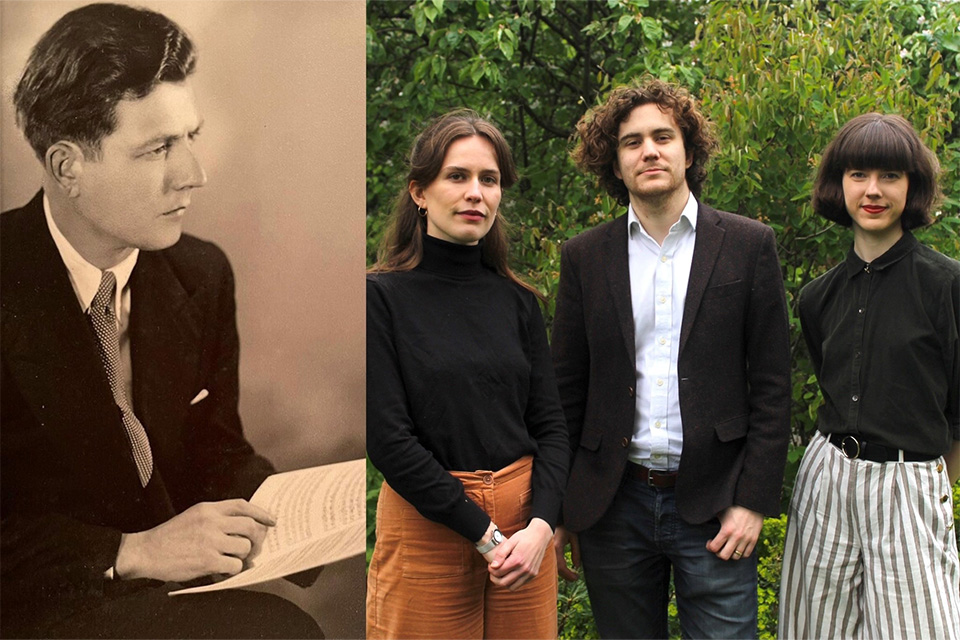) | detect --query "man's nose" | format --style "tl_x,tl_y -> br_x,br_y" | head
171,145 -> 207,190
641,140 -> 660,160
